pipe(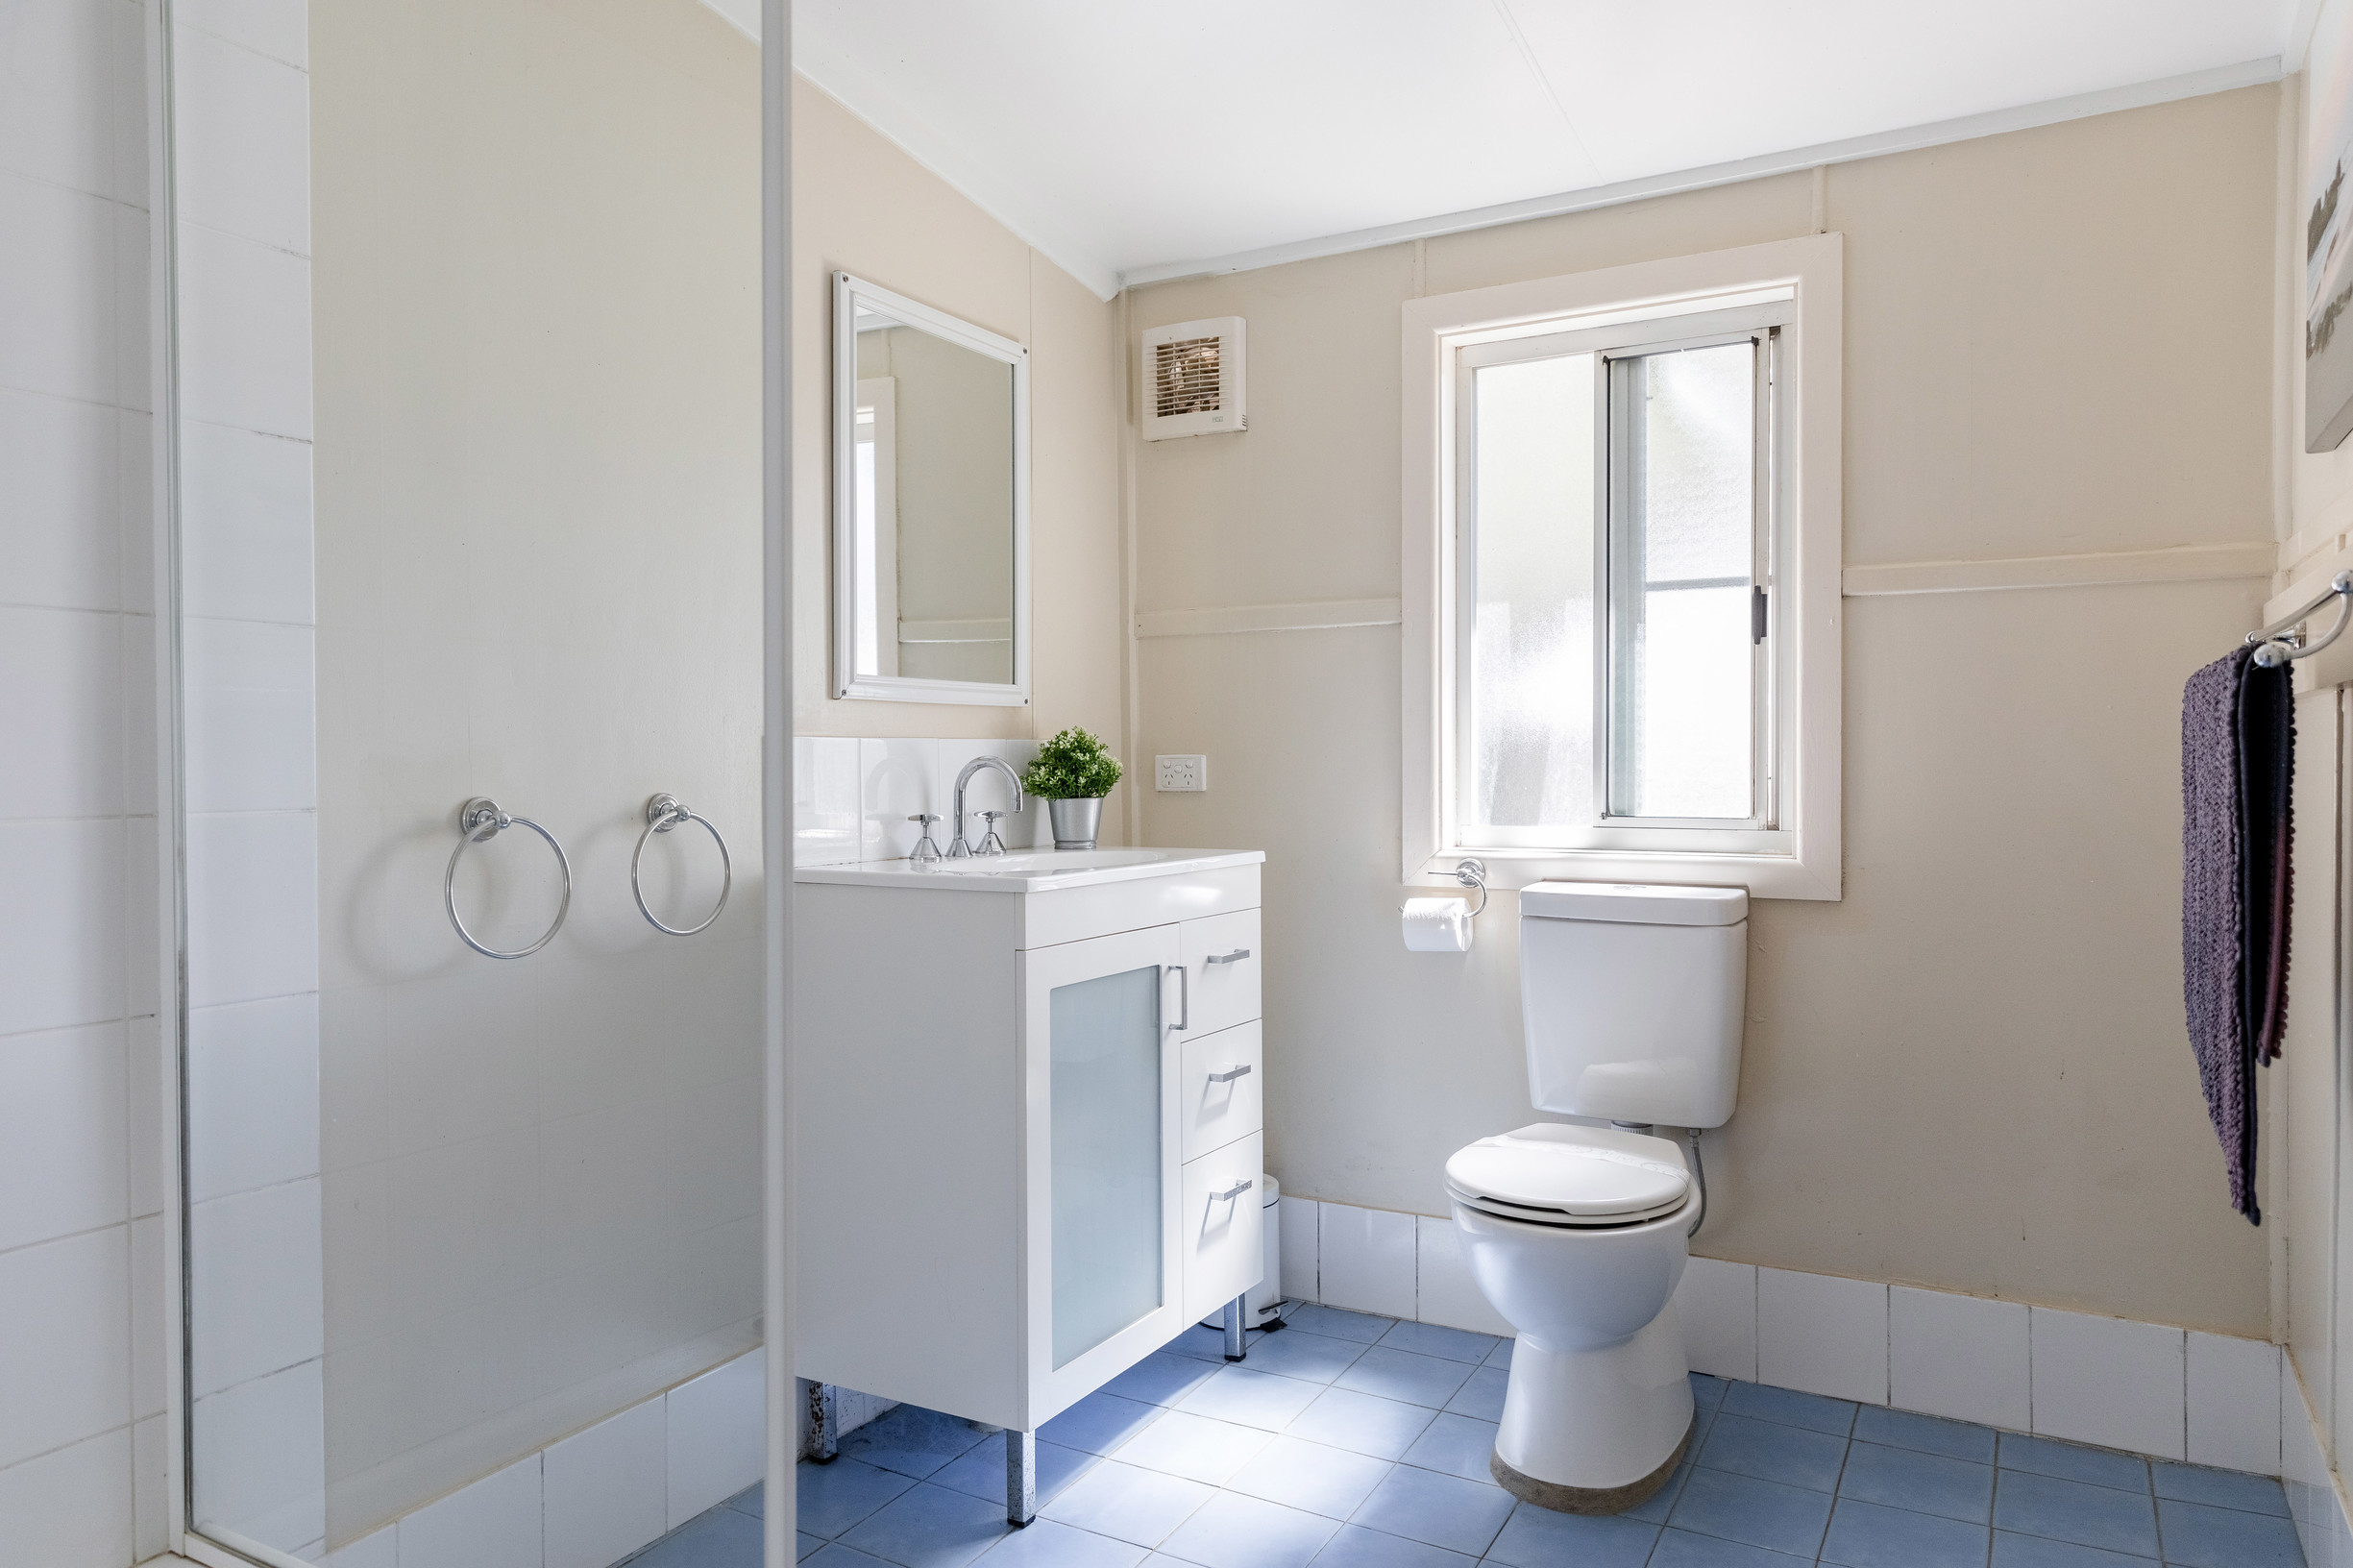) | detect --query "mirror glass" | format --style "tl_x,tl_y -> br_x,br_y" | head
836,275 -> 1028,701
